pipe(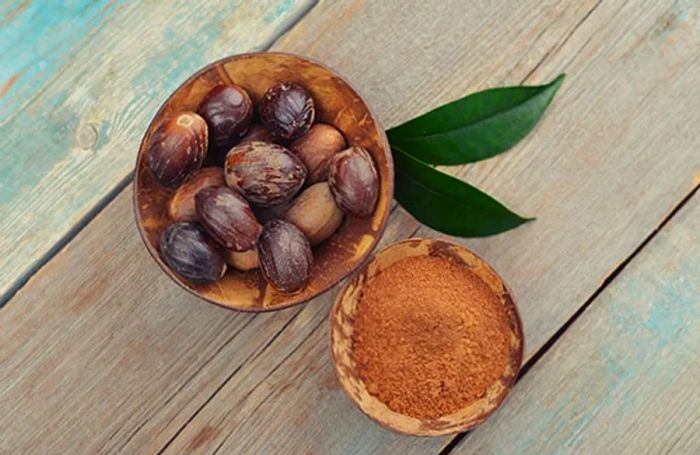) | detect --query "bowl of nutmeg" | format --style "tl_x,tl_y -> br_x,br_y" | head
134,52 -> 393,311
